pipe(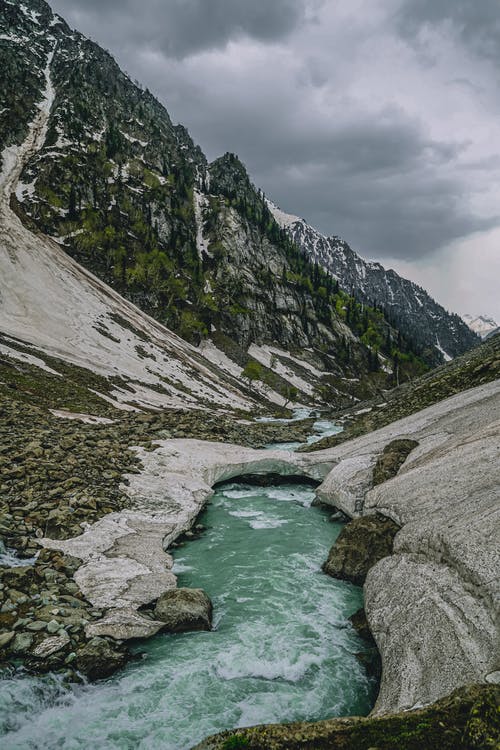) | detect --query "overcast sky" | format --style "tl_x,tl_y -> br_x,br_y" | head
49,0 -> 500,321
